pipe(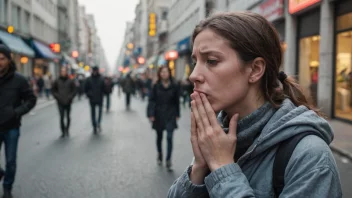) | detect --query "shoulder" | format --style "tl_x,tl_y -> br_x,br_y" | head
13,73 -> 29,85
287,135 -> 338,177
